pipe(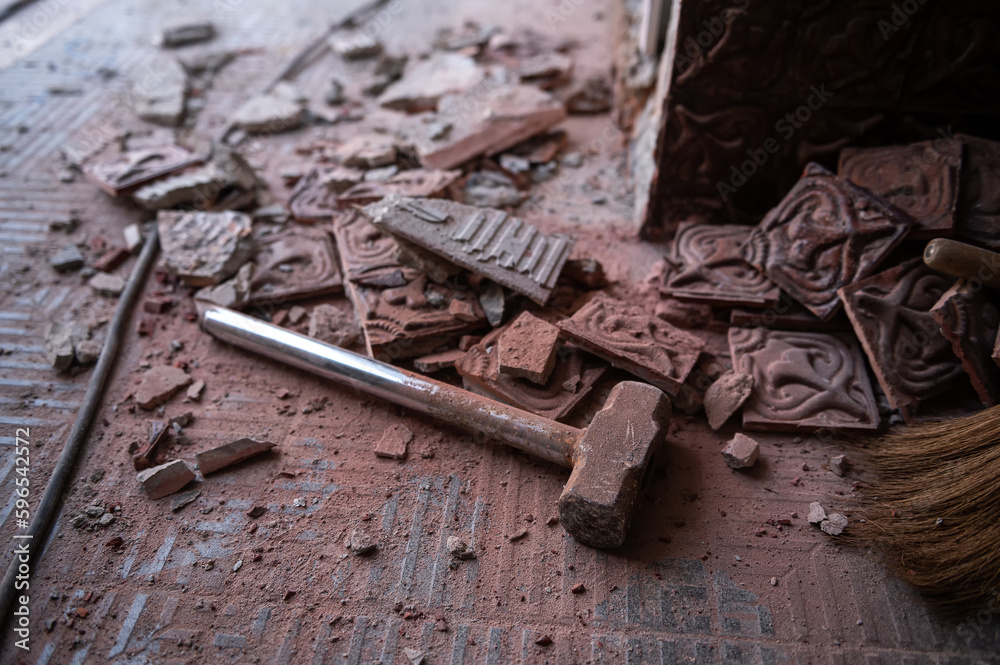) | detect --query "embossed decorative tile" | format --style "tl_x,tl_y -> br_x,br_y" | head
663,222 -> 780,307
557,294 -> 705,395
728,327 -> 880,432
83,144 -> 202,196
246,226 -> 343,307
364,195 -> 574,305
838,140 -> 961,238
930,279 -> 1000,406
955,135 -> 1000,251
838,258 -> 963,422
741,163 -> 911,320
332,209 -> 409,287
337,169 -> 462,208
